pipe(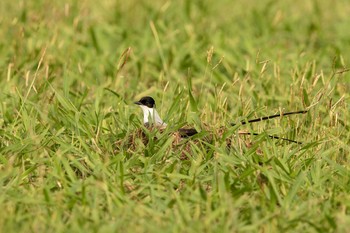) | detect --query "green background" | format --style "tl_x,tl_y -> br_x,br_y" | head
0,0 -> 349,232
